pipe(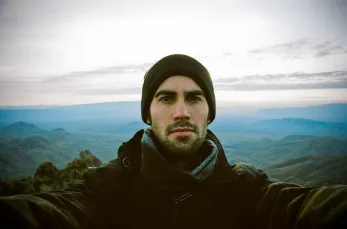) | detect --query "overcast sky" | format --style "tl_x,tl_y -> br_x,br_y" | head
0,0 -> 347,108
